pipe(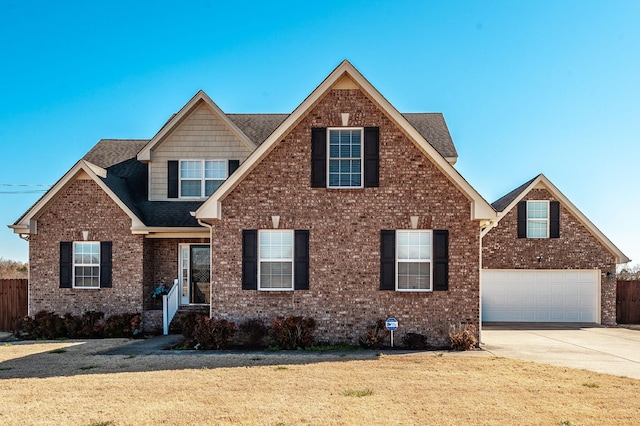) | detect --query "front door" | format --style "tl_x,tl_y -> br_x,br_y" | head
179,244 -> 210,305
